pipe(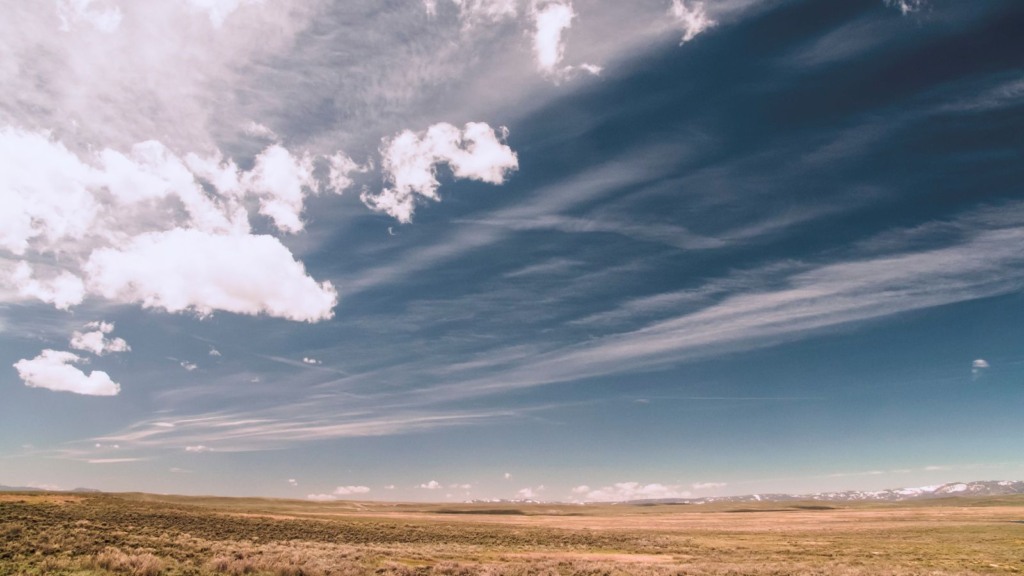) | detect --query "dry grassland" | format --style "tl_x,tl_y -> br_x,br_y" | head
1,491 -> 1023,575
